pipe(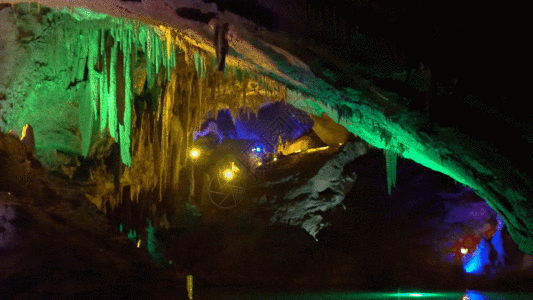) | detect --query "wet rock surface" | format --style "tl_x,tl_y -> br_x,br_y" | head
1,129 -> 533,298
161,148 -> 533,292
